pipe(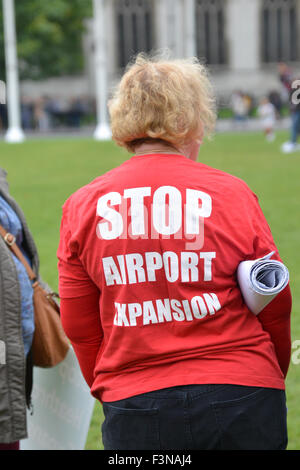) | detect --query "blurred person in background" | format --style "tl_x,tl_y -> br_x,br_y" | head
279,63 -> 300,153
67,97 -> 87,128
58,53 -> 292,450
0,103 -> 8,130
0,81 -> 6,130
33,96 -> 50,132
230,90 -> 248,125
21,96 -> 34,130
268,90 -> 283,119
257,96 -> 277,142
278,62 -> 293,103
0,168 -> 40,450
